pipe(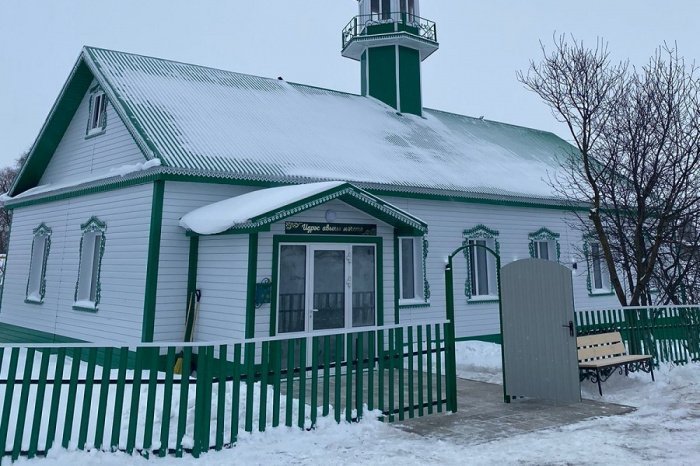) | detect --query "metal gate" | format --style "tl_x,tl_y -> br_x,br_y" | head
500,259 -> 580,403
